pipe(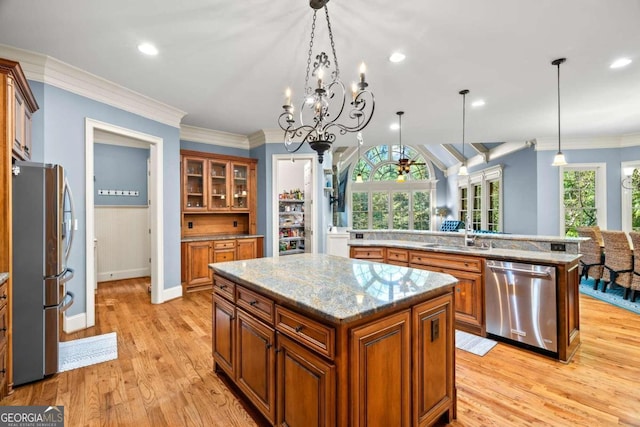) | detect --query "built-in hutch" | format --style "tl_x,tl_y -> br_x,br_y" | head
180,150 -> 263,293
0,58 -> 39,398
